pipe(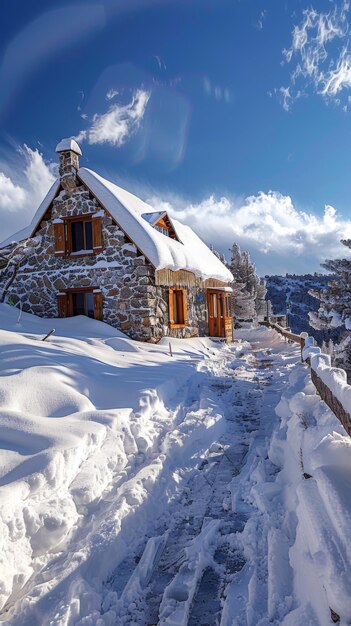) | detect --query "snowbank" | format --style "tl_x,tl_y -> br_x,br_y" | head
303,336 -> 351,417
270,364 -> 351,624
0,304 -> 222,623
